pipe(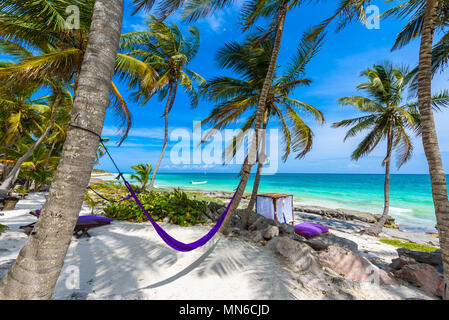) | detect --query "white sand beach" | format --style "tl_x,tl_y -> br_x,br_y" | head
0,192 -> 439,300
